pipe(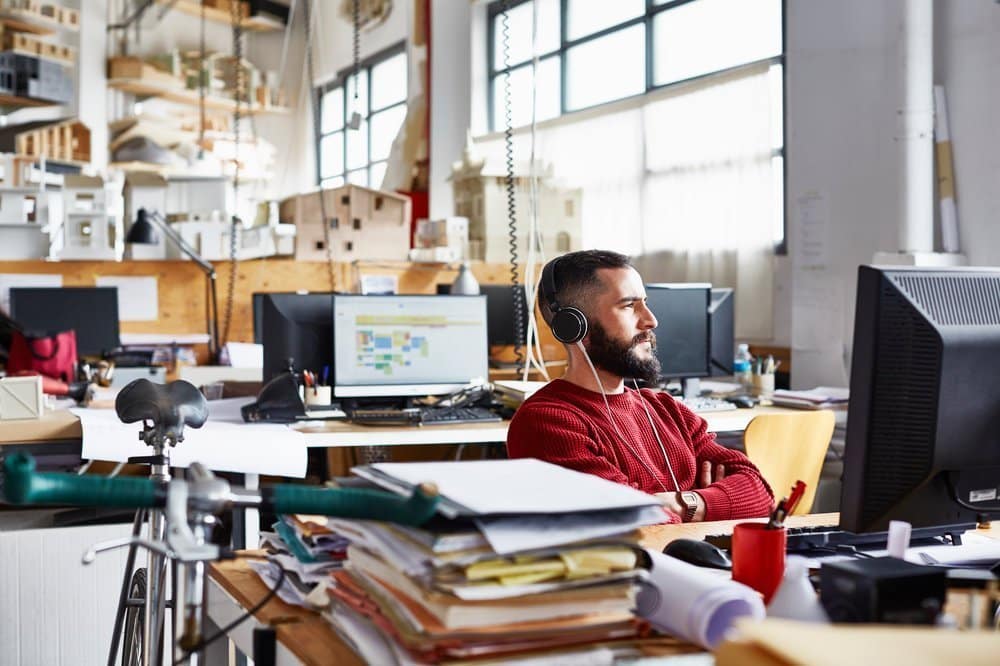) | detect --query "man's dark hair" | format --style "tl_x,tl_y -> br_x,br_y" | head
539,250 -> 631,326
